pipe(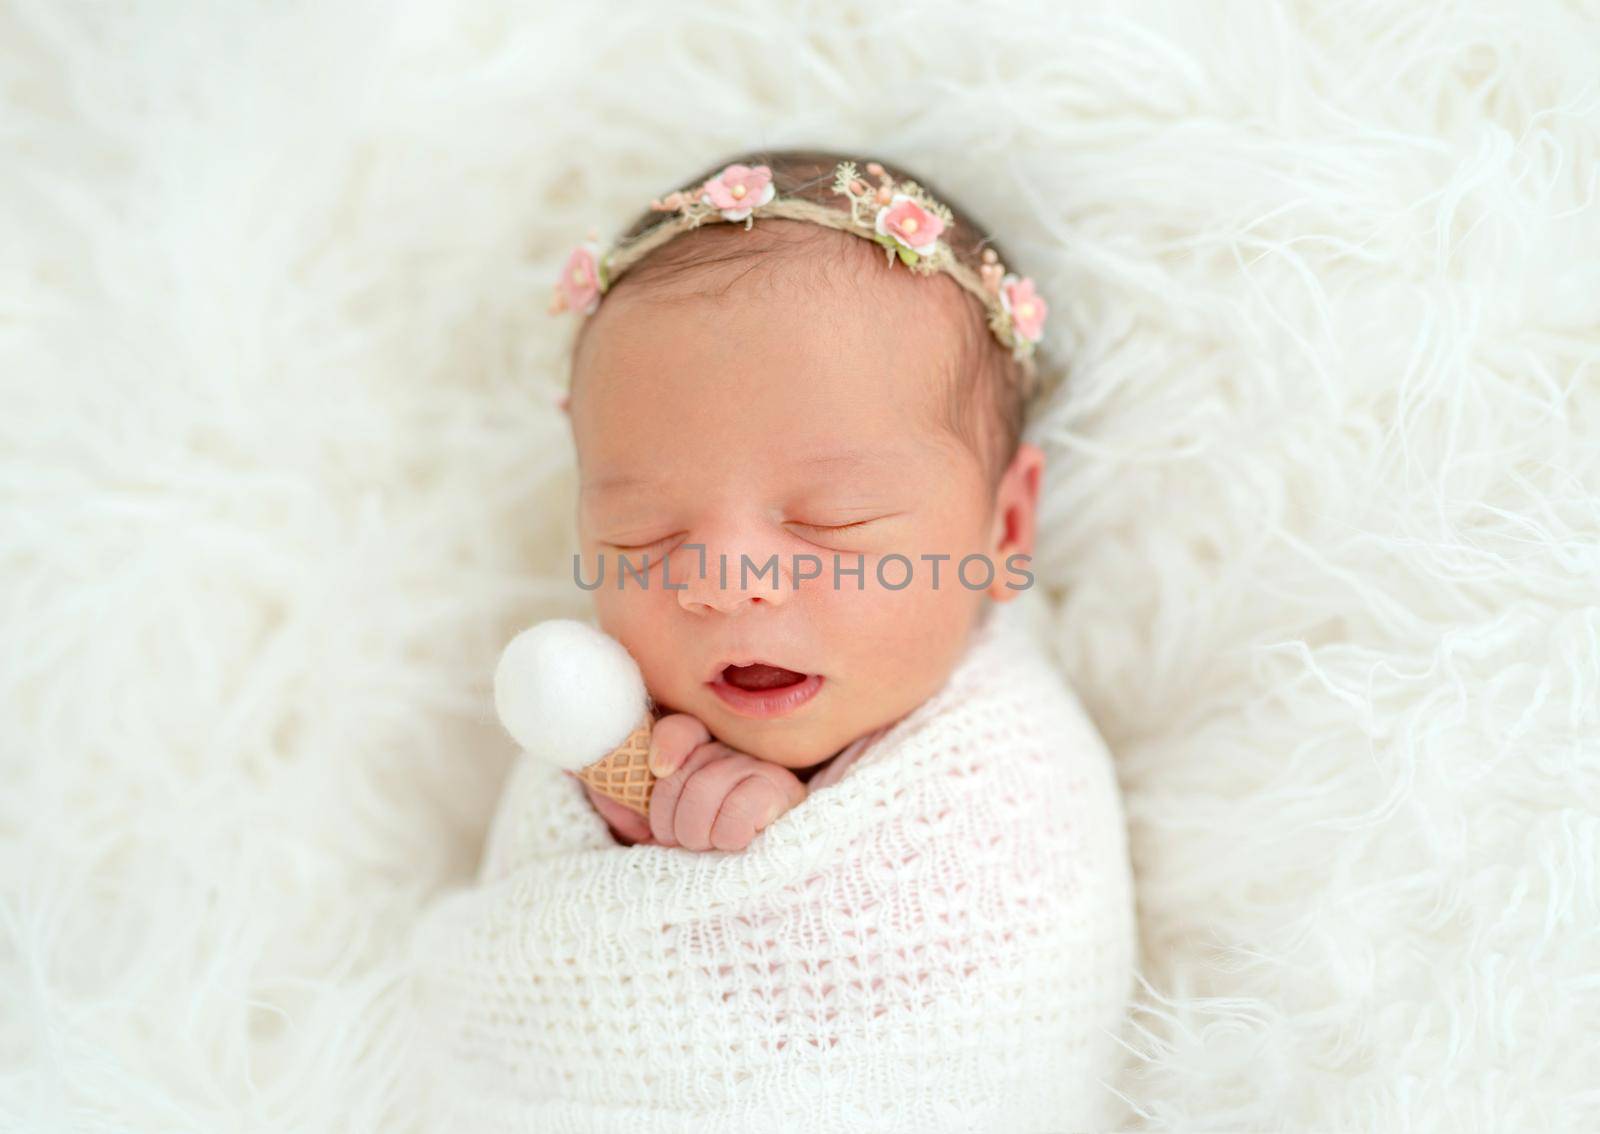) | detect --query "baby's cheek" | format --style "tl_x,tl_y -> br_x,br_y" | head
813,552 -> 970,628
812,558 -> 981,698
591,587 -> 683,694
